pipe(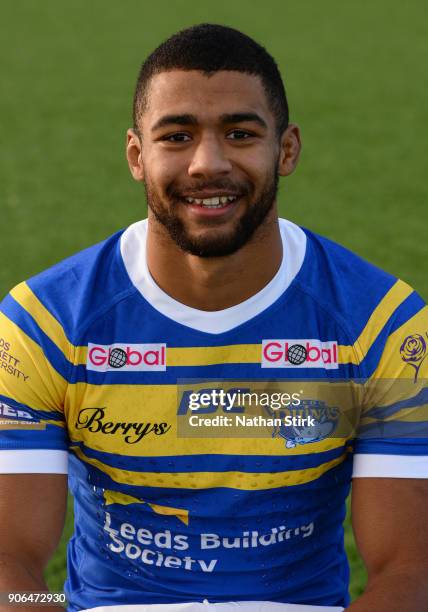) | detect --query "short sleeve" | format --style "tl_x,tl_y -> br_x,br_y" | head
0,282 -> 70,473
353,291 -> 428,478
